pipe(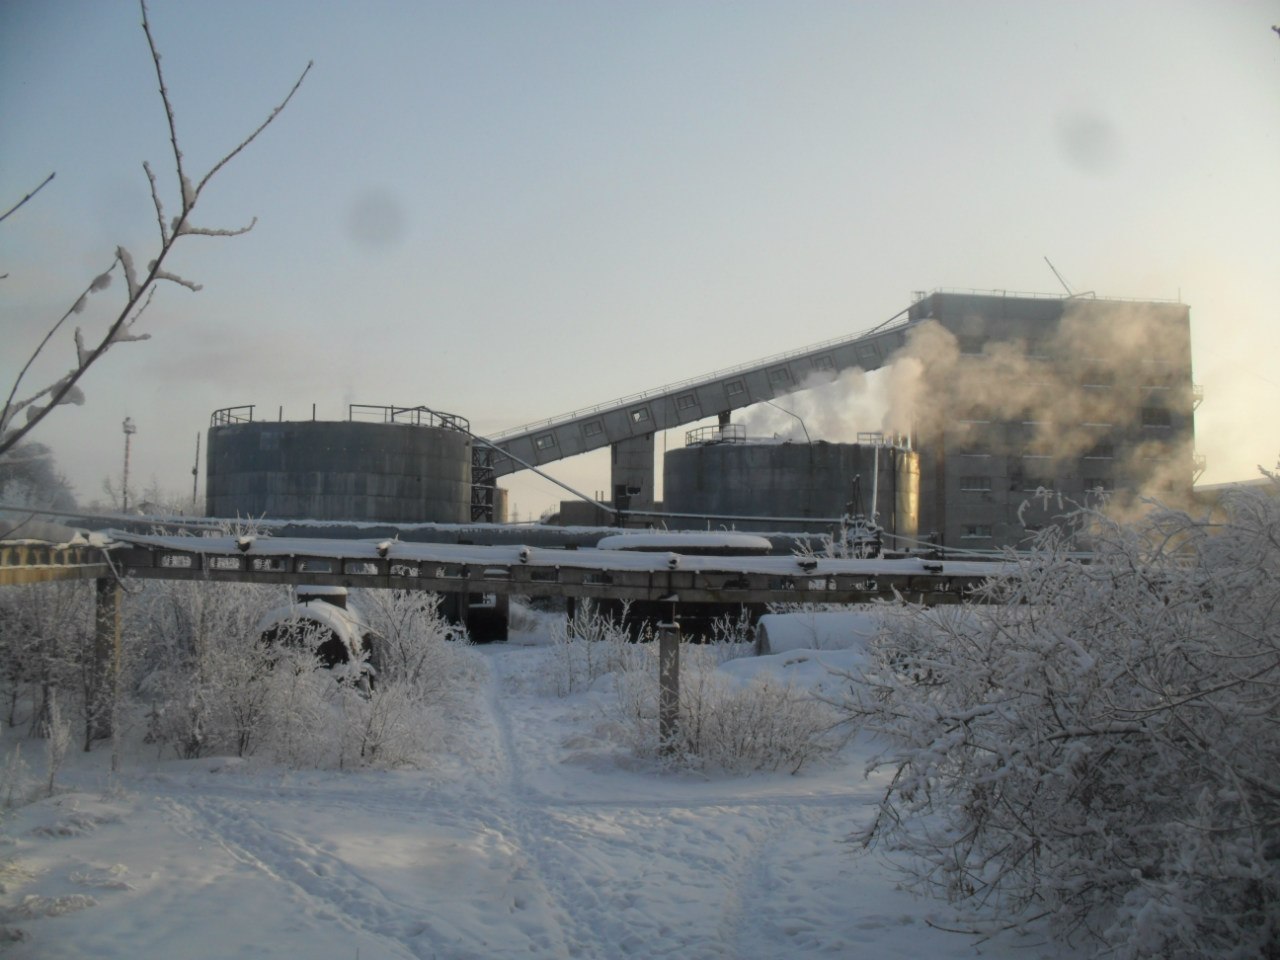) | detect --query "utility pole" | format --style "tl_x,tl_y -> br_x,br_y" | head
121,417 -> 136,512
191,432 -> 200,511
